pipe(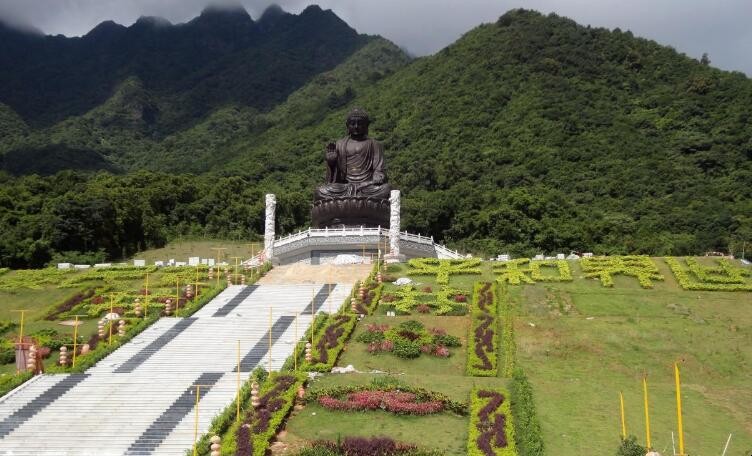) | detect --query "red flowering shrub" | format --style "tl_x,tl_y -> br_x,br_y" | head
367,324 -> 389,333
416,304 -> 431,314
380,340 -> 394,351
421,344 -> 433,354
381,293 -> 396,302
421,286 -> 433,293
454,294 -> 467,303
433,345 -> 450,358
91,295 -> 104,304
430,327 -> 446,336
318,390 -> 443,415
